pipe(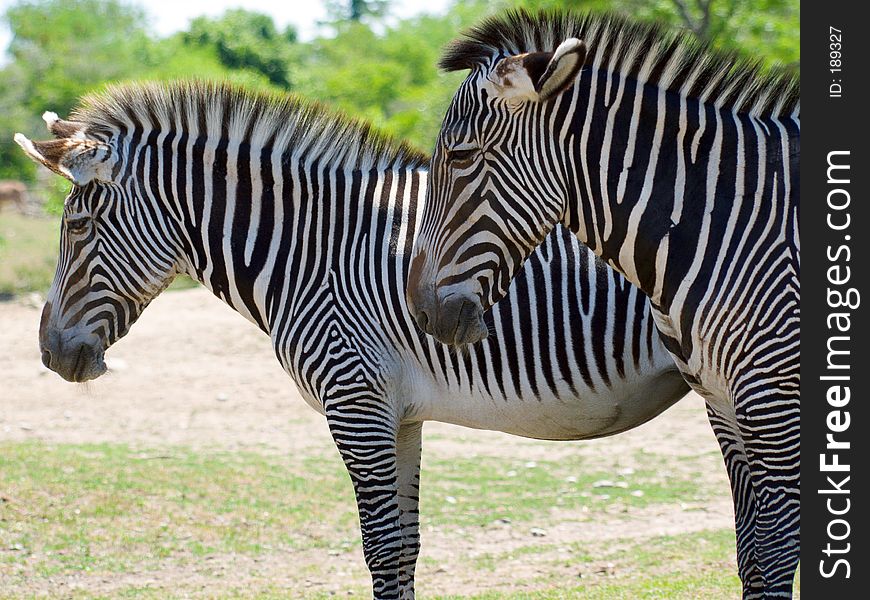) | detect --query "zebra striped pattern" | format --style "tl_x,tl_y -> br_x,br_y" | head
412,11 -> 799,599
19,81 -> 689,599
